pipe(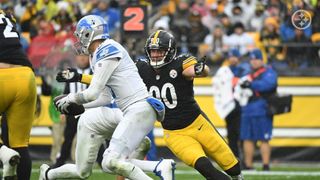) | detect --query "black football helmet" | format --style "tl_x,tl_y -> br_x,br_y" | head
145,30 -> 177,68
